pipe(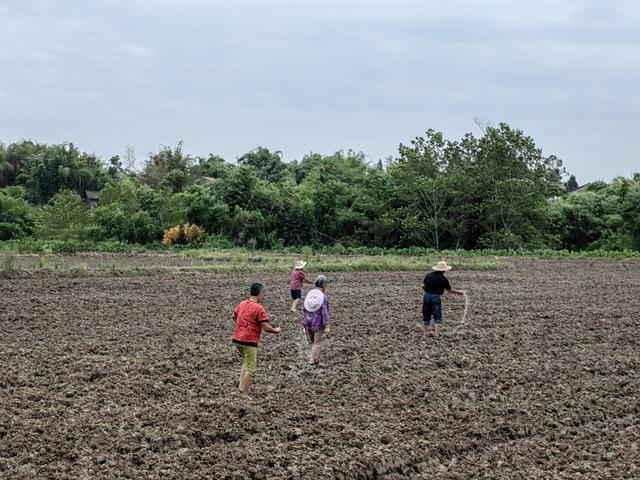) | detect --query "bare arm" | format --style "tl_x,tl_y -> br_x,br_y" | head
447,289 -> 464,296
261,322 -> 282,334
